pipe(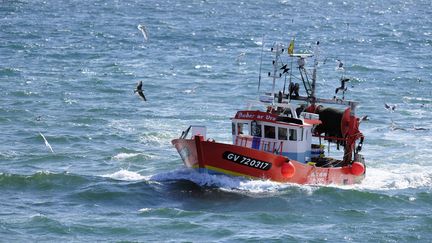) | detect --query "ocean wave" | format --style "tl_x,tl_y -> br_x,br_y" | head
26,214 -> 71,235
194,64 -> 212,70
111,152 -> 152,161
403,96 -> 432,103
0,150 -> 20,159
0,67 -> 22,76
350,166 -> 432,191
150,168 -> 316,194
0,171 -> 90,190
108,120 -> 136,133
149,163 -> 432,195
138,207 -> 203,218
101,169 -> 148,181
